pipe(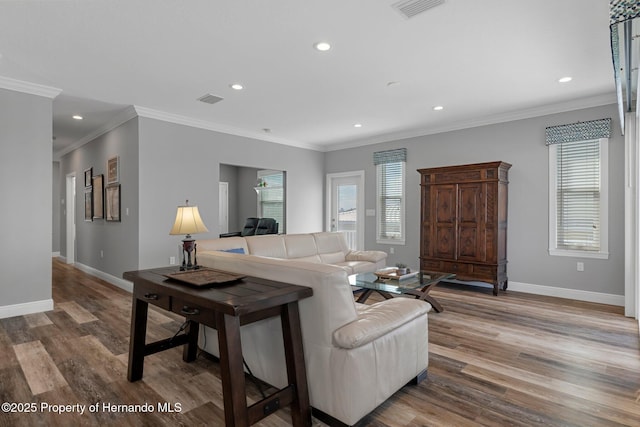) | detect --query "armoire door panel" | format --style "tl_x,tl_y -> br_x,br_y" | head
433,185 -> 456,224
435,226 -> 456,259
458,225 -> 478,259
458,184 -> 482,223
